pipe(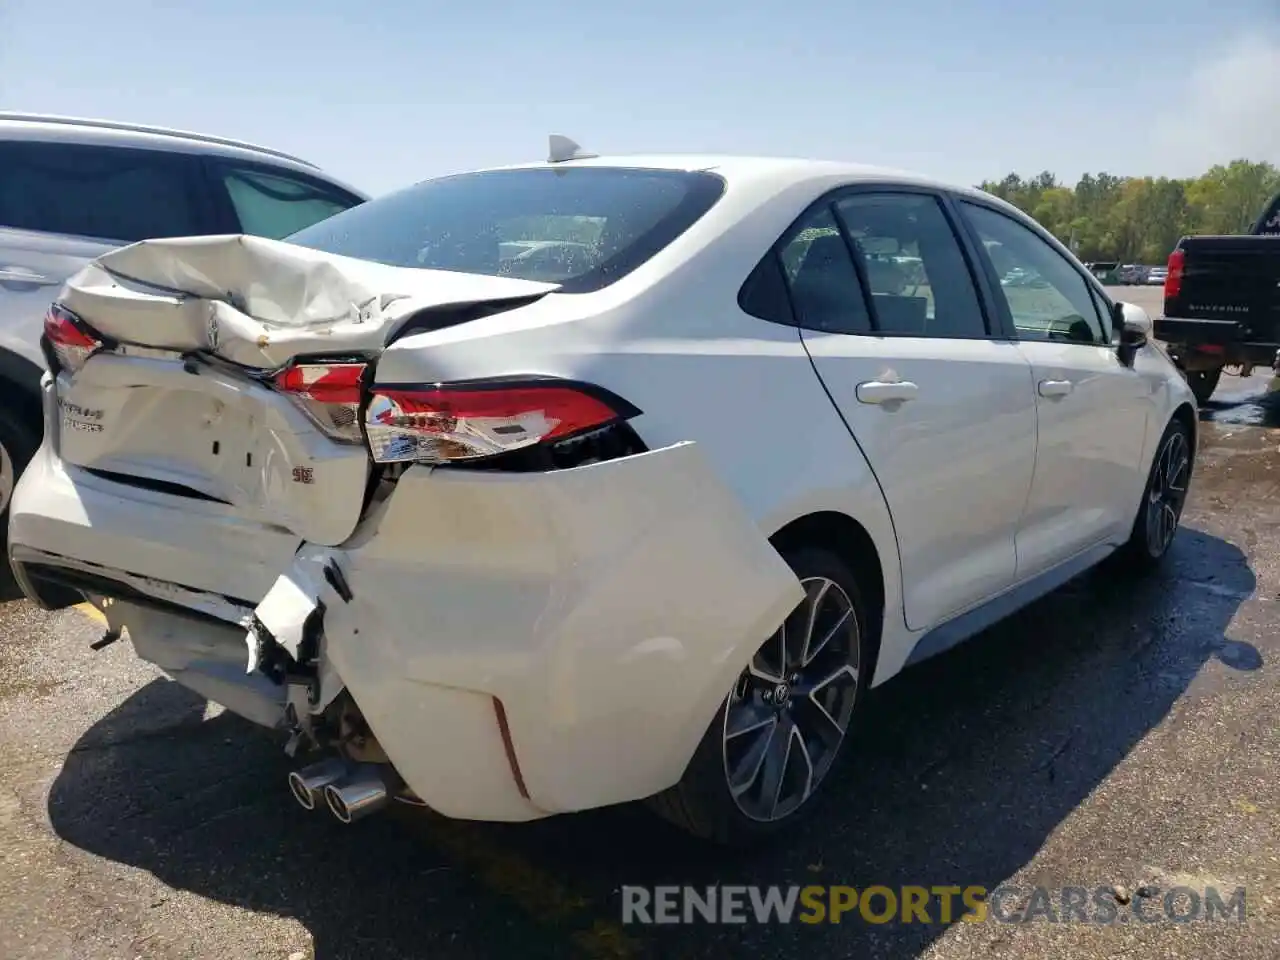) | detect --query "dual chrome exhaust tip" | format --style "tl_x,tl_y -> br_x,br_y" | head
288,757 -> 390,824
287,757 -> 349,811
